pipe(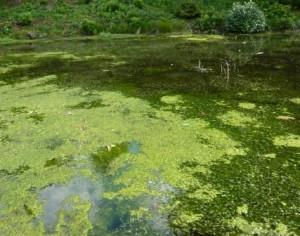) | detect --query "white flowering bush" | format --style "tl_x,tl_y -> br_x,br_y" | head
225,1 -> 267,33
